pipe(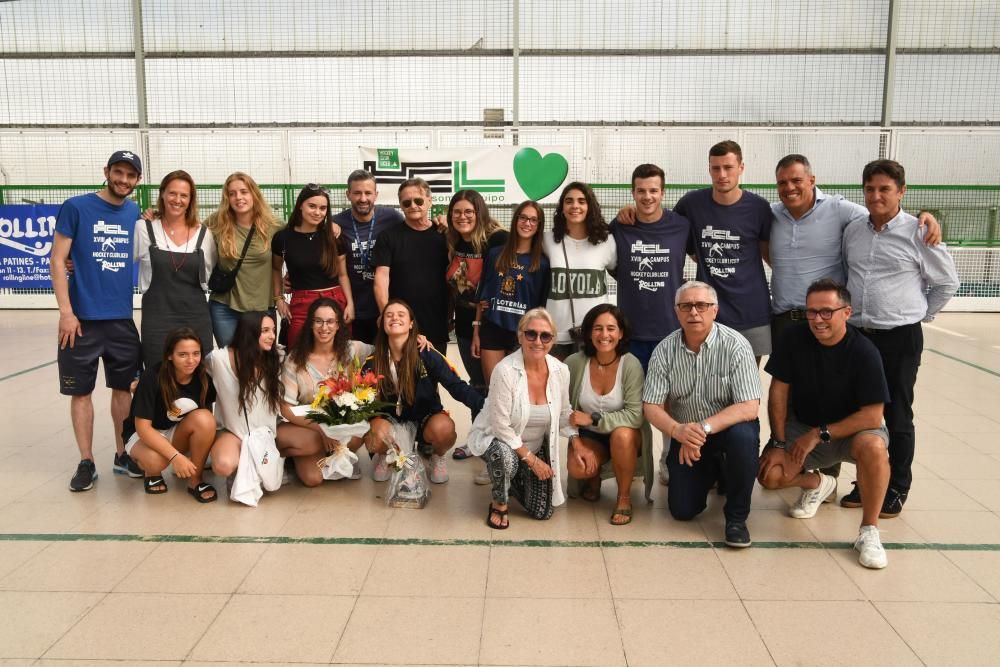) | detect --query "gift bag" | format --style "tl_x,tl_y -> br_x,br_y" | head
230,426 -> 283,506
383,422 -> 431,509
